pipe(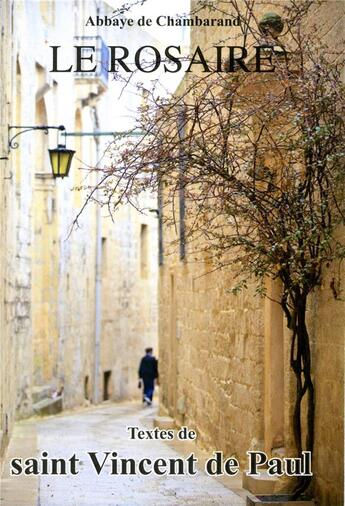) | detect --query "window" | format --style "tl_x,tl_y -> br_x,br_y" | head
140,224 -> 149,278
101,237 -> 107,276
103,371 -> 112,401
84,376 -> 89,400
